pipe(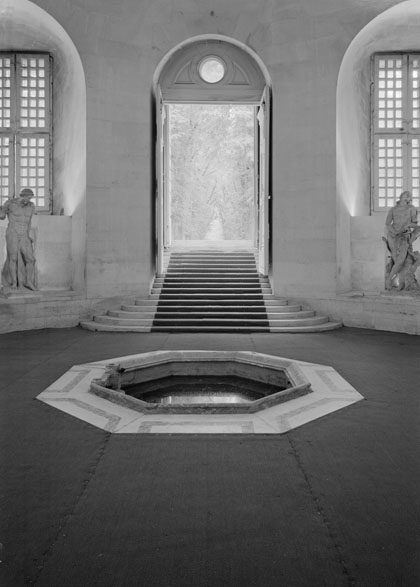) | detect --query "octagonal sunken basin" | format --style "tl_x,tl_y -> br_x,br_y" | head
37,350 -> 364,434
89,351 -> 312,414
